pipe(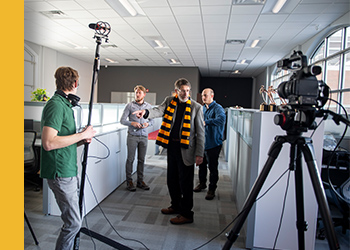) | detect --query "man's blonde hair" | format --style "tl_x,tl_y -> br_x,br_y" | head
134,85 -> 147,93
